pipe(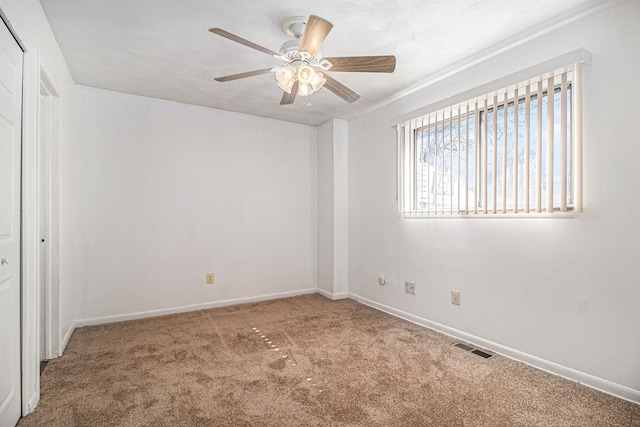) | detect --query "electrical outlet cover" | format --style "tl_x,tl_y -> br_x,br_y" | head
451,290 -> 461,305
405,281 -> 416,294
